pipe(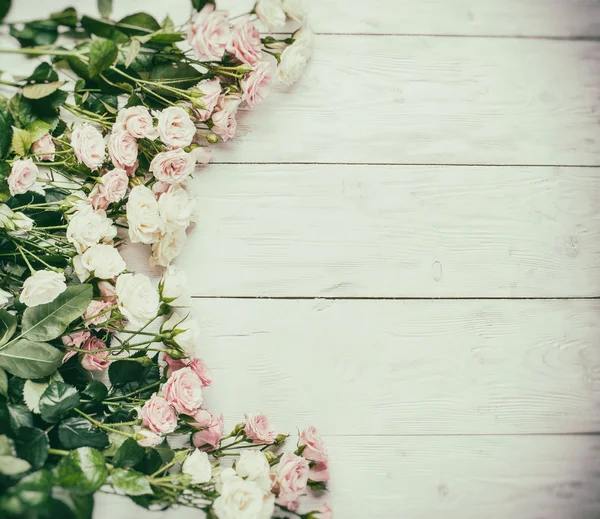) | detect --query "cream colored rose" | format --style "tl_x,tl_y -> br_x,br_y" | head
282,0 -> 307,22
71,123 -> 106,171
149,229 -> 187,268
276,27 -> 313,86
158,184 -> 194,234
182,449 -> 212,484
213,476 -> 275,519
256,0 -> 286,30
157,106 -> 196,148
20,270 -> 67,307
160,266 -> 191,307
126,185 -> 164,244
236,450 -> 272,492
0,288 -> 12,308
81,244 -> 126,279
115,272 -> 160,325
8,159 -> 38,196
115,106 -> 158,140
149,148 -> 196,184
108,129 -> 138,173
66,204 -> 117,254
161,311 -> 199,357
